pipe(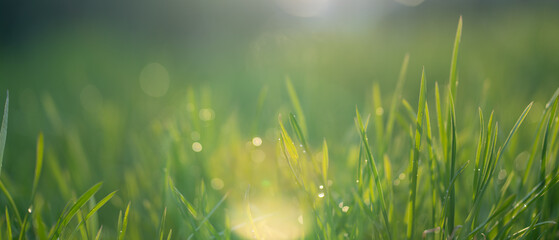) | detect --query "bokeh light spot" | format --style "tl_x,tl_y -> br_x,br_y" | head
192,142 -> 203,152
139,62 -> 170,97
